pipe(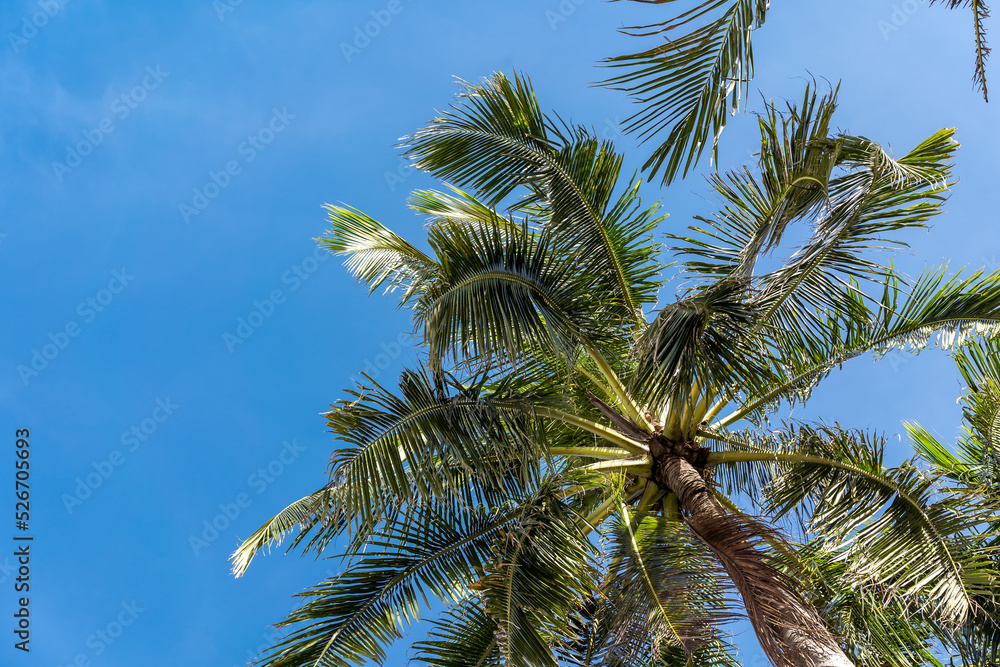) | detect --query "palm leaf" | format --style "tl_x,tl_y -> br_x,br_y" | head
906,337 -> 1000,665
630,277 -> 772,428
412,600 -> 502,667
409,187 -> 517,232
719,424 -> 1000,626
563,587 -> 742,667
931,0 -> 991,101
320,205 -> 439,307
601,0 -> 769,184
597,511 -> 732,663
231,486 -> 340,577
255,503 -> 517,667
671,102 -> 956,300
325,365 -> 545,541
718,268 -> 1000,428
752,128 -> 957,345
476,485 -> 598,667
405,71 -> 665,325
669,85 -> 841,285
416,216 -> 619,367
